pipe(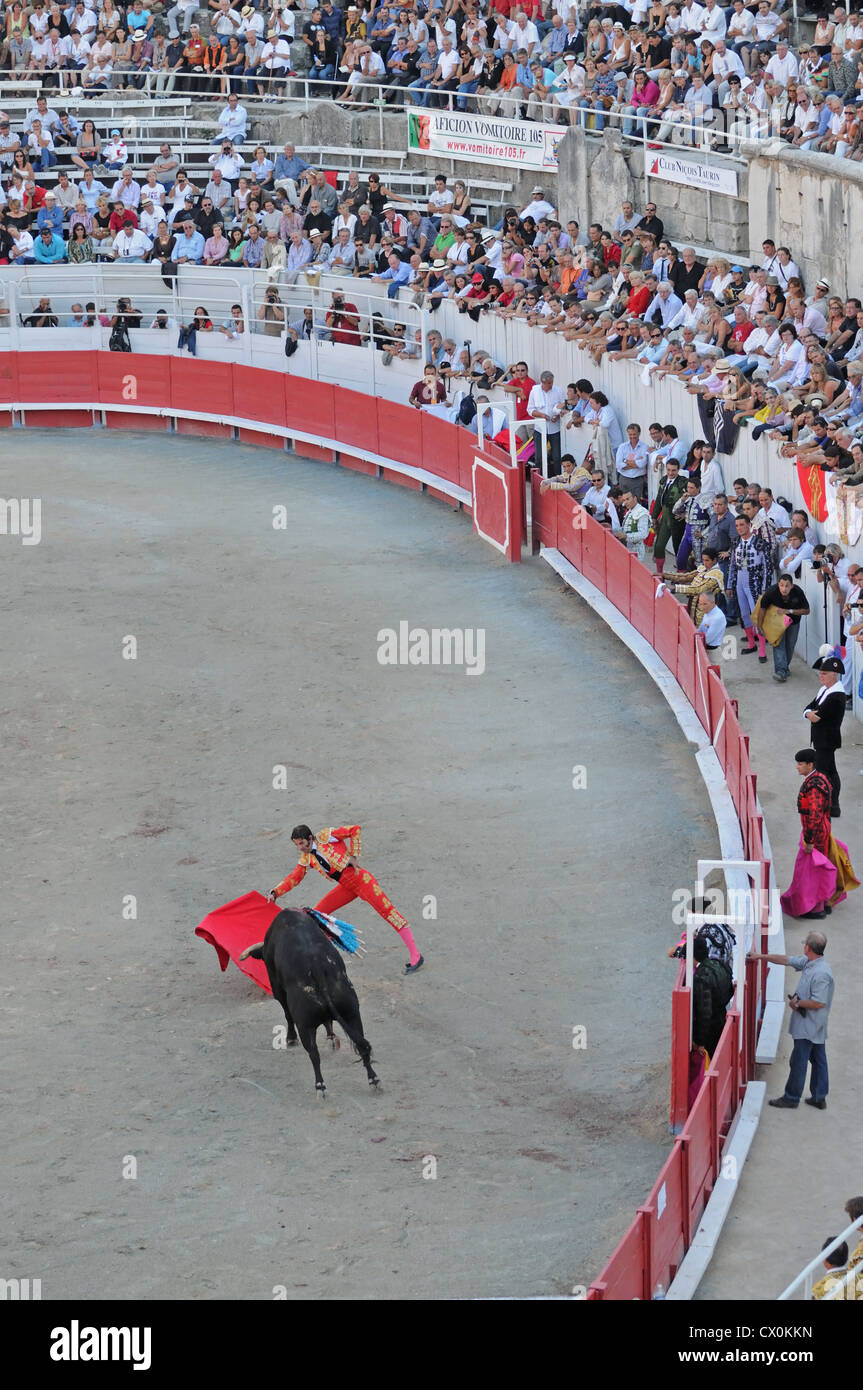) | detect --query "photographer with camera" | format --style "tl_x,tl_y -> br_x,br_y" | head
749,930 -> 834,1111
324,289 -> 361,346
257,286 -> 286,338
